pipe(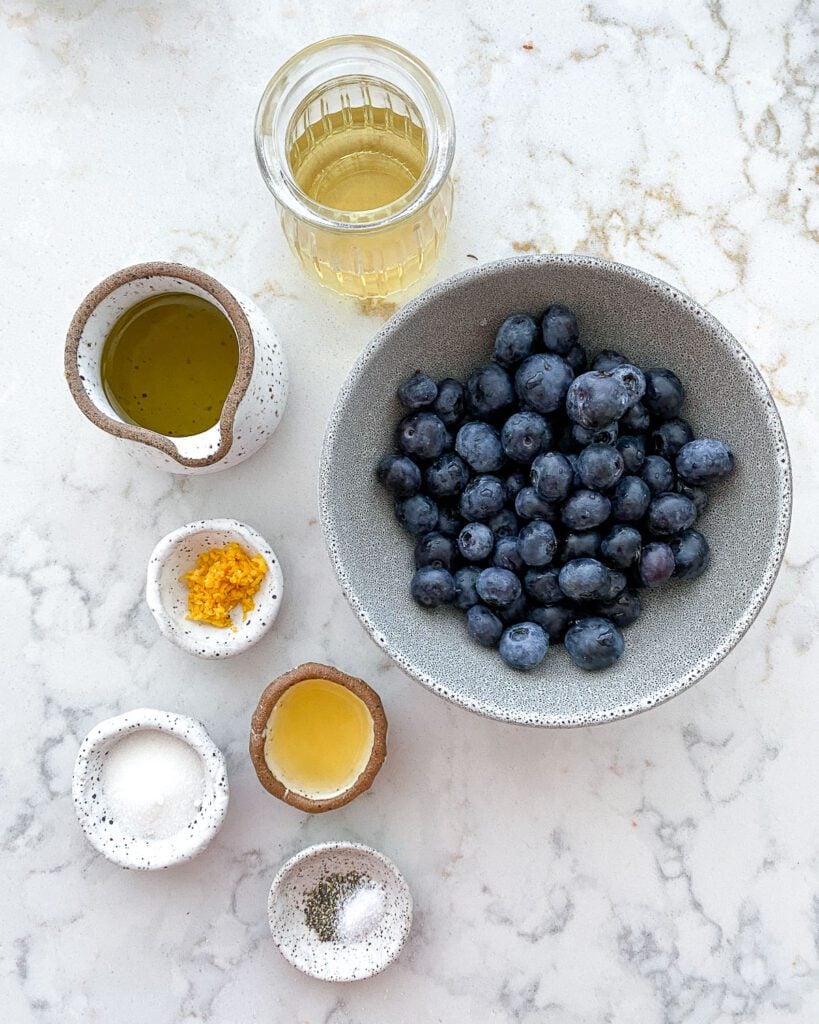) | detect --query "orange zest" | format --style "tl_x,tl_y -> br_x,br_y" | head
181,542 -> 268,629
